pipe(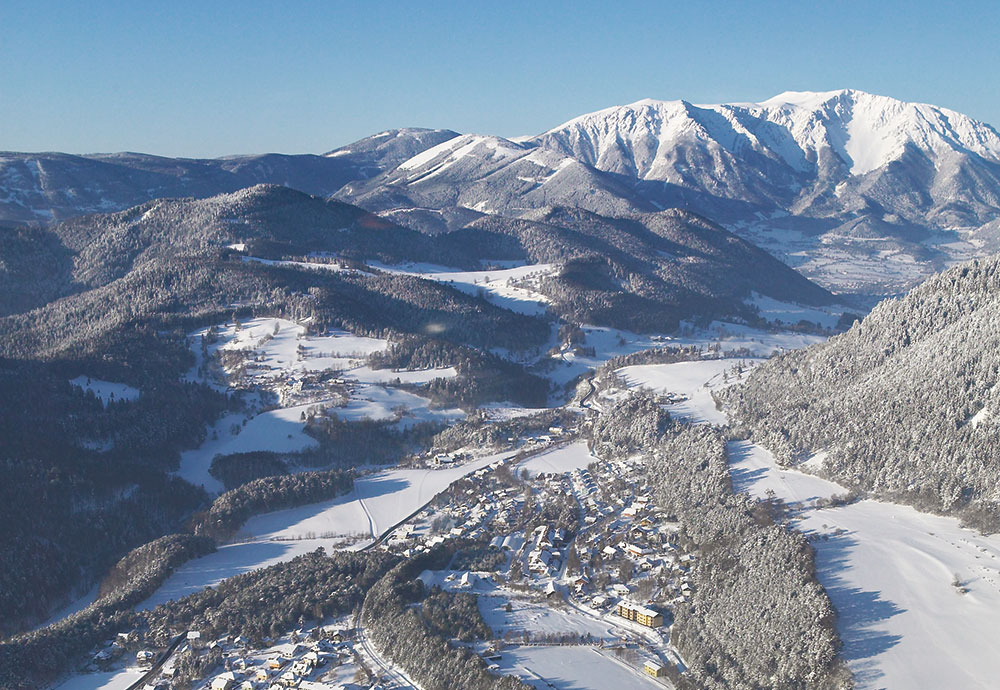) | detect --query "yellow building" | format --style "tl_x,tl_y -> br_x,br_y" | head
616,601 -> 663,628
644,660 -> 665,677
